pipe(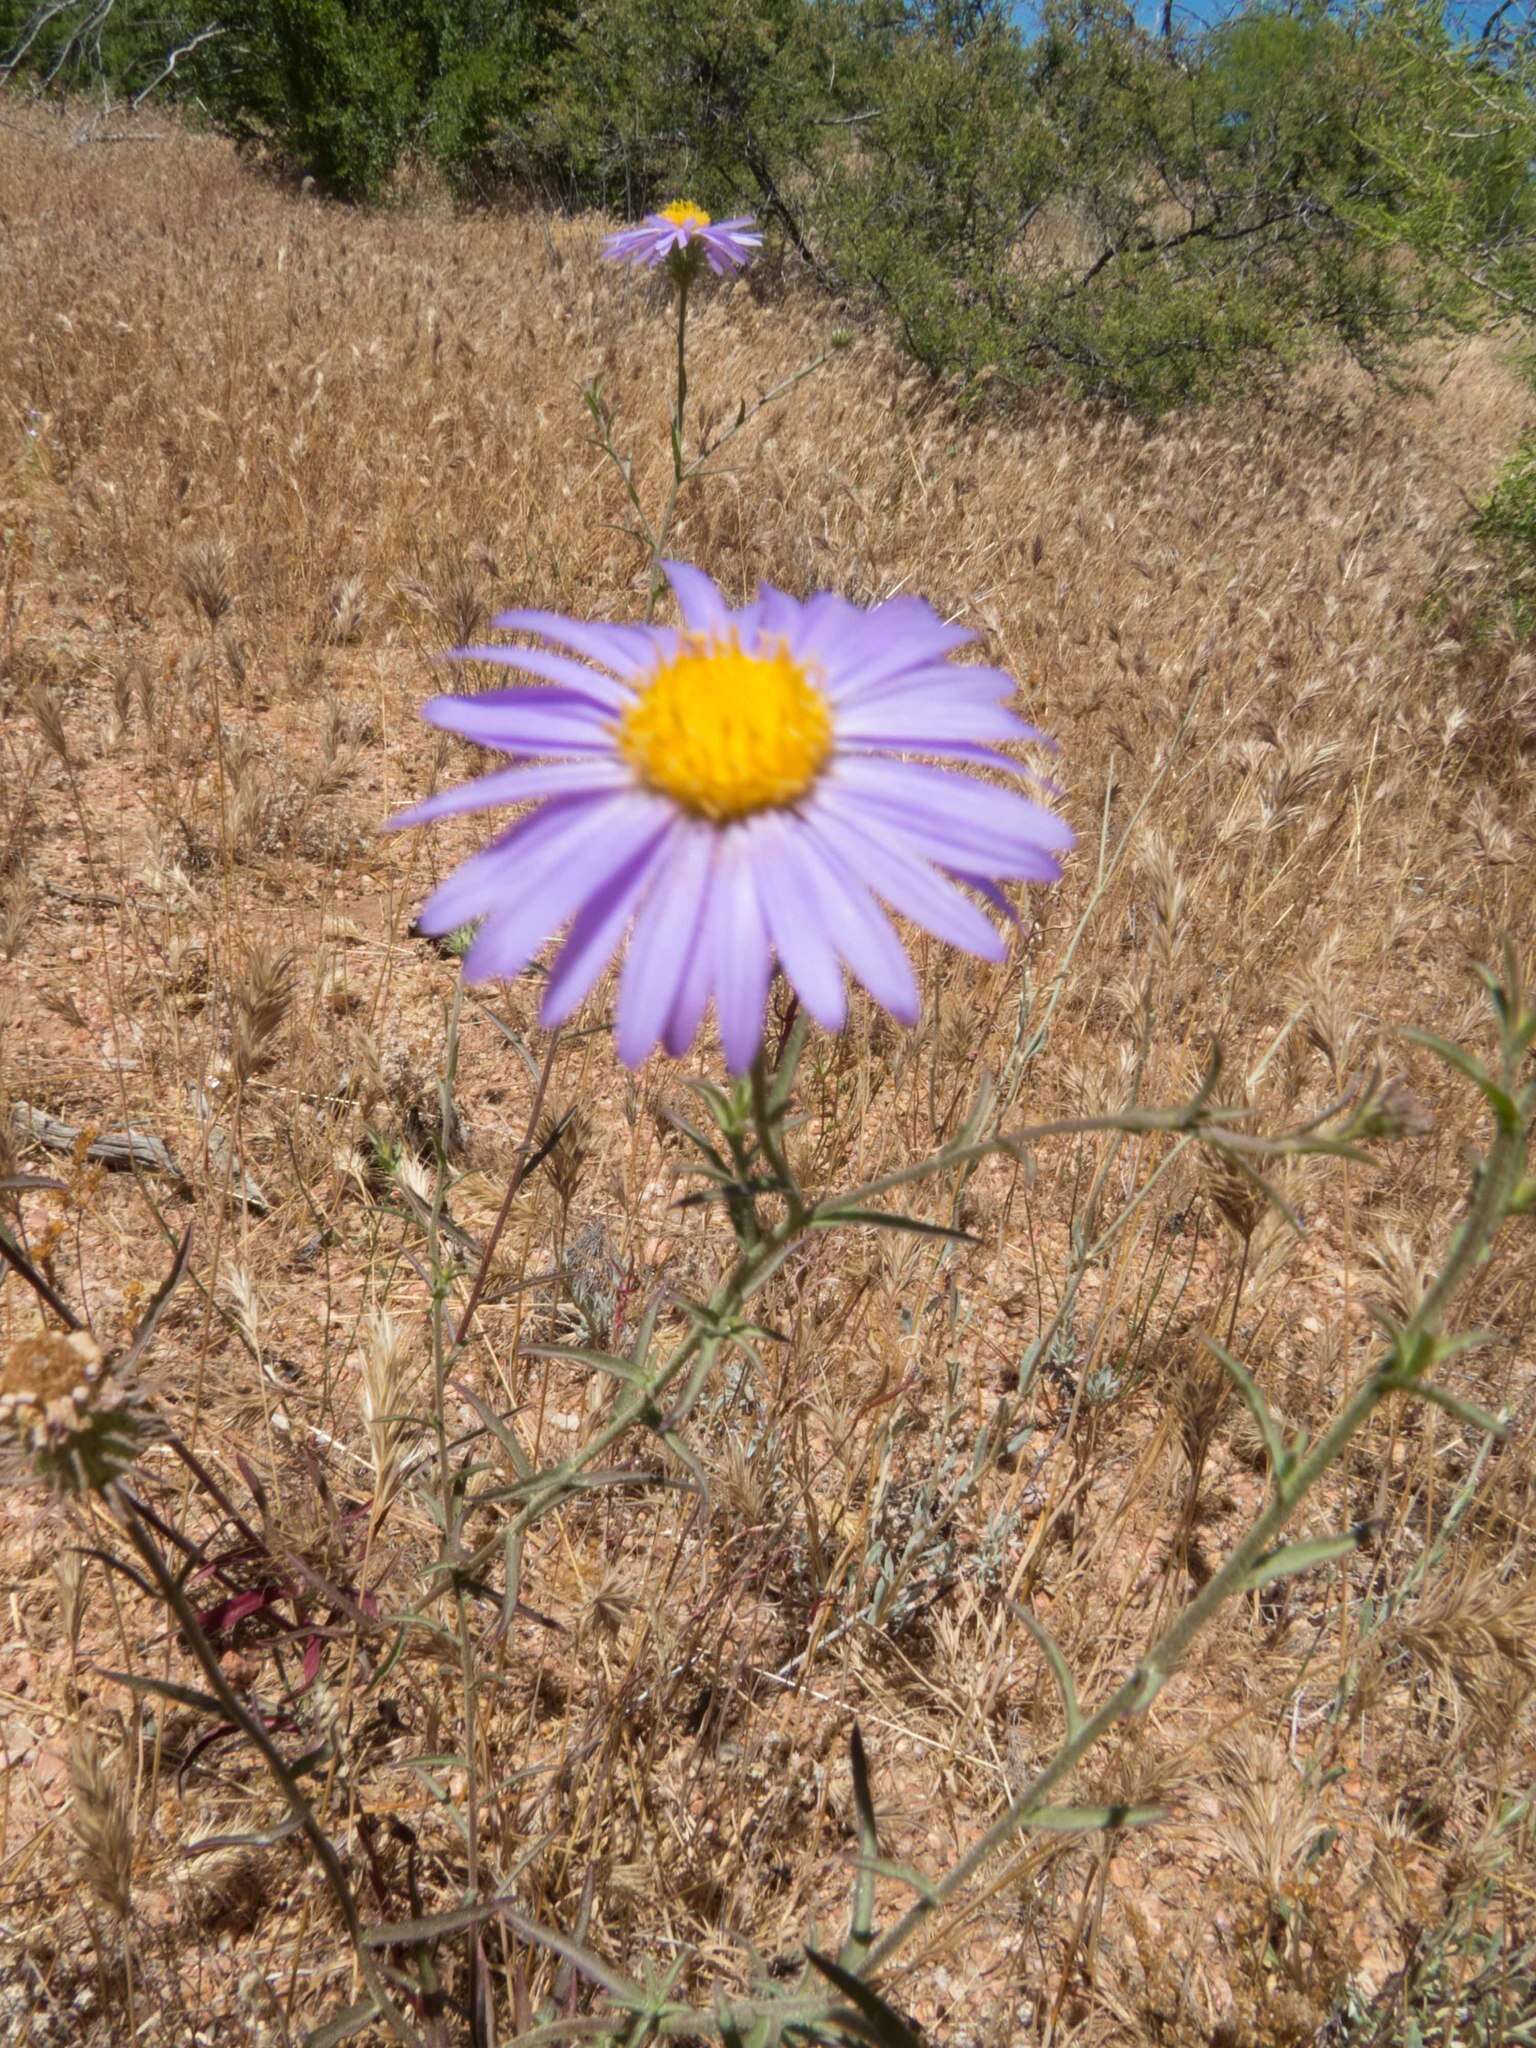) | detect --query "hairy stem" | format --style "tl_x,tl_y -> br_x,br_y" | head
859,1088 -> 1528,1976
